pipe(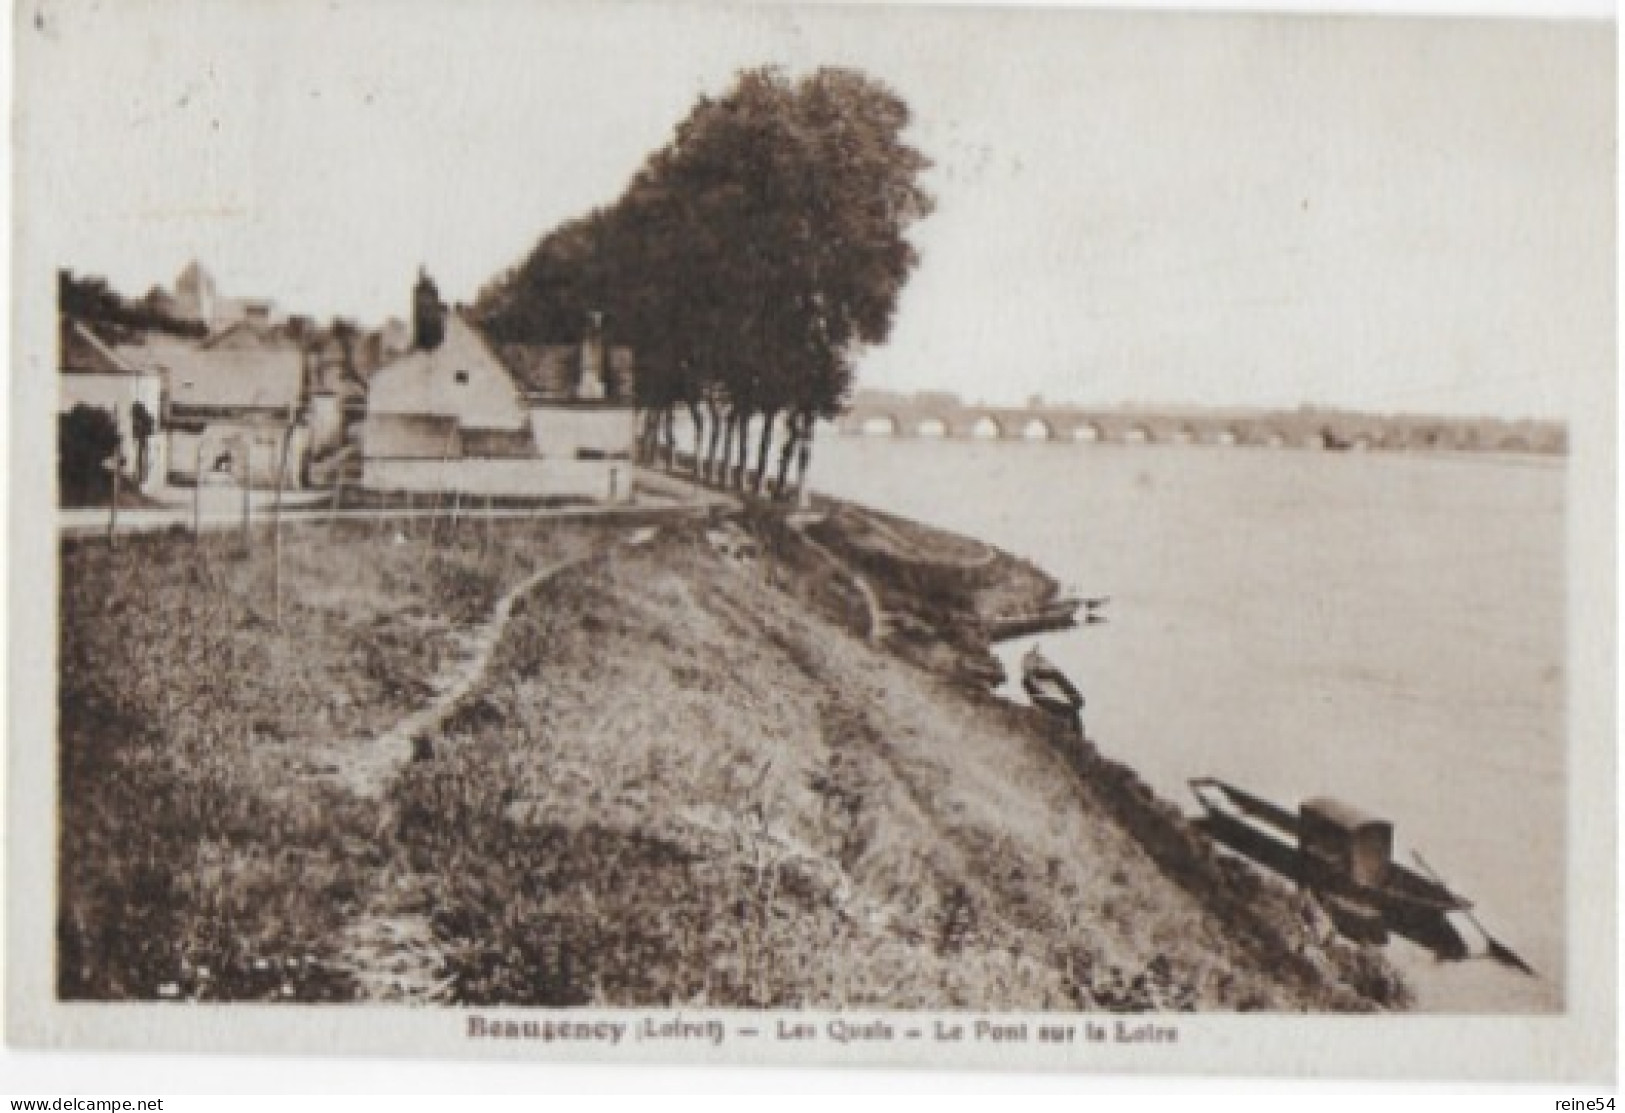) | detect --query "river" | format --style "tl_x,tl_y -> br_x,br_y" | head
809,433 -> 1565,1014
